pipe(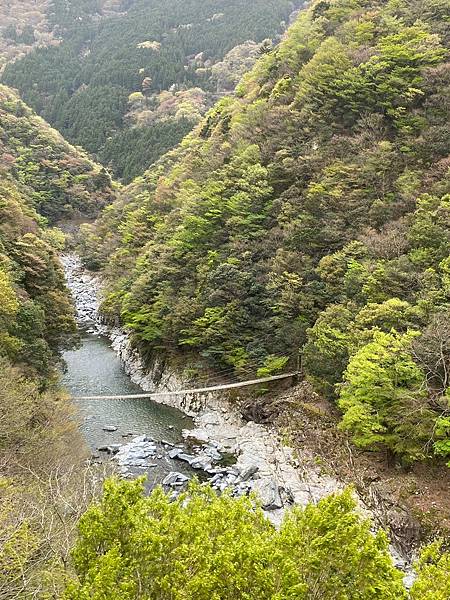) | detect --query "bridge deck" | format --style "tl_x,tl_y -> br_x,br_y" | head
73,372 -> 300,401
